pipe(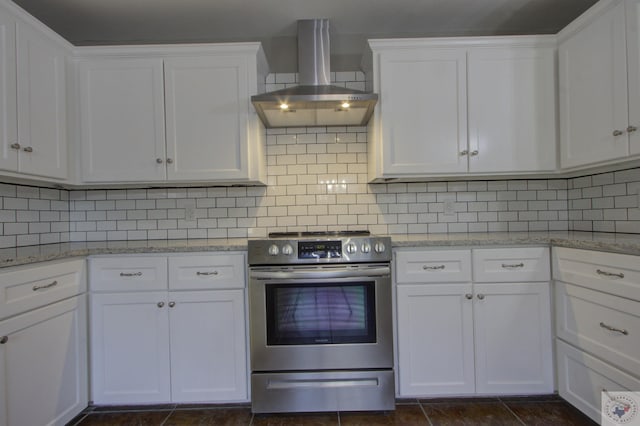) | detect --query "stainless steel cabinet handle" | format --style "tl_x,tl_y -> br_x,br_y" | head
423,265 -> 445,270
168,301 -> 176,308
166,158 -> 173,164
0,336 -> 7,344
156,158 -> 163,164
628,125 -> 638,133
465,293 -> 473,300
460,150 -> 468,156
157,302 -> 165,308
477,294 -> 485,300
197,271 -> 219,276
22,146 -> 33,152
600,322 -> 629,335
501,262 -> 524,268
596,269 -> 624,279
120,272 -> 143,277
613,129 -> 625,136
33,280 -> 58,291
10,143 -> 20,150
470,150 -> 479,156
